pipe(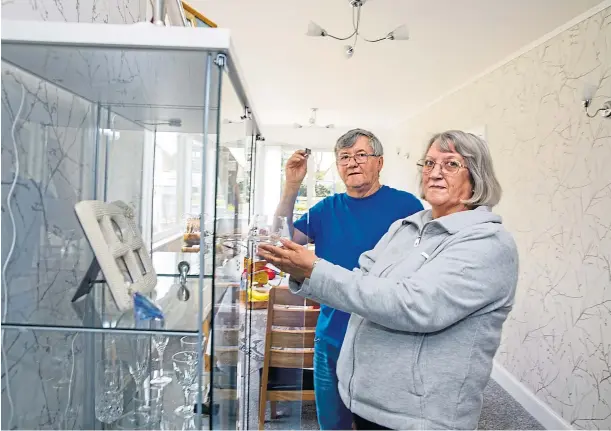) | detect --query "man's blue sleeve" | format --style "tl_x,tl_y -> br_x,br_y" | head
292,198 -> 327,242
405,192 -> 424,214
